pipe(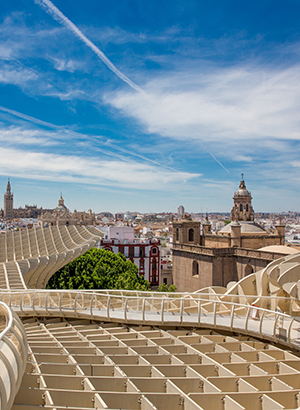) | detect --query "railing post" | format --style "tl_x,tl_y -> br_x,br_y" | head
124,297 -> 128,322
273,313 -> 279,344
45,292 -> 50,315
213,300 -> 217,328
180,298 -> 184,325
90,294 -> 95,319
32,292 -> 38,316
245,306 -> 251,335
198,299 -> 201,325
74,293 -> 80,317
161,299 -> 164,325
59,292 -> 64,317
19,293 -> 25,316
288,318 -> 295,348
275,296 -> 279,312
142,298 -> 146,324
259,309 -> 265,340
107,296 -> 111,321
230,304 -> 235,332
